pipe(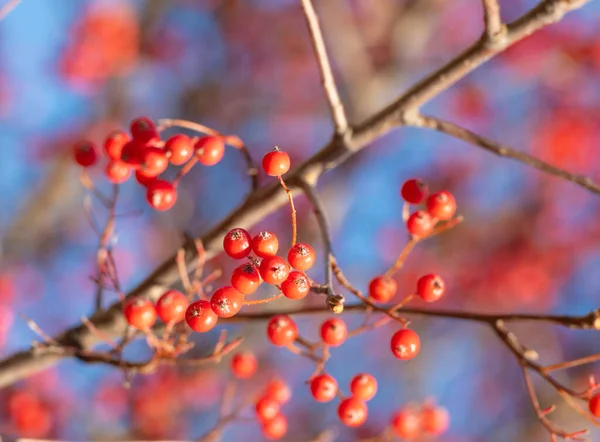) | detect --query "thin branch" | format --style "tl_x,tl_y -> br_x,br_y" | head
482,0 -> 505,43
